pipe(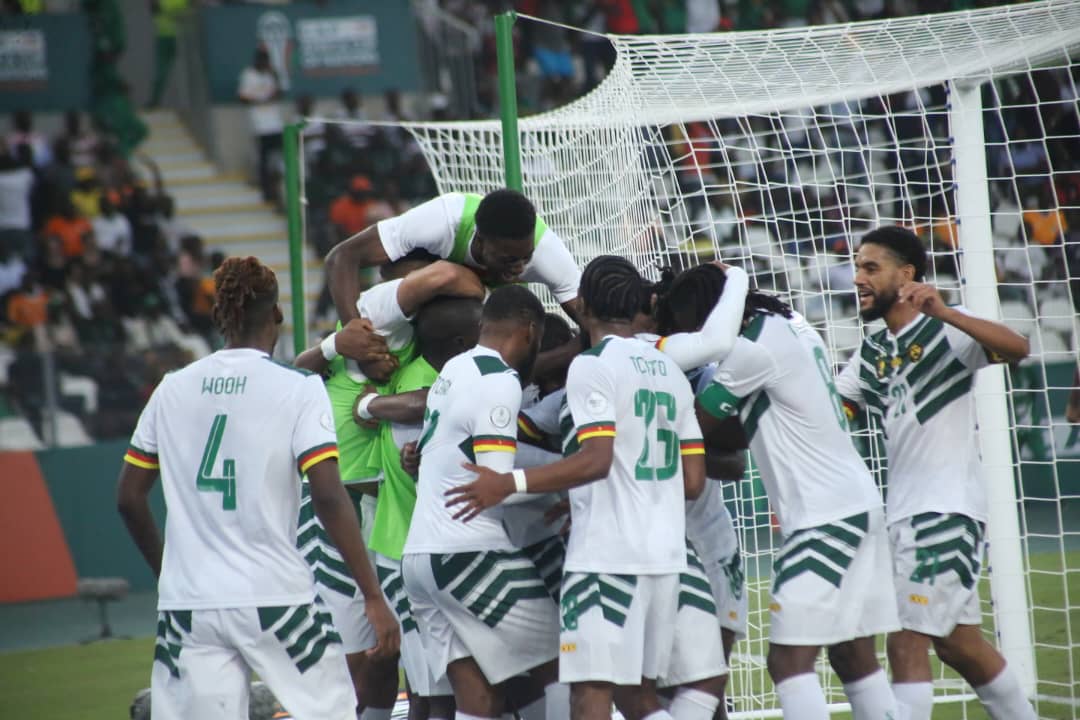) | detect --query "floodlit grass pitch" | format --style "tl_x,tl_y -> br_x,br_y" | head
1,551 -> 1075,720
